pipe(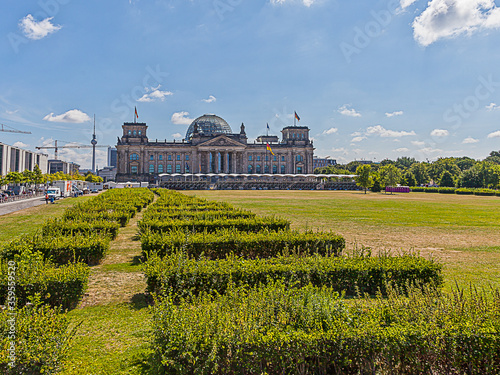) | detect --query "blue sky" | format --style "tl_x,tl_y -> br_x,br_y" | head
1,0 -> 500,168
